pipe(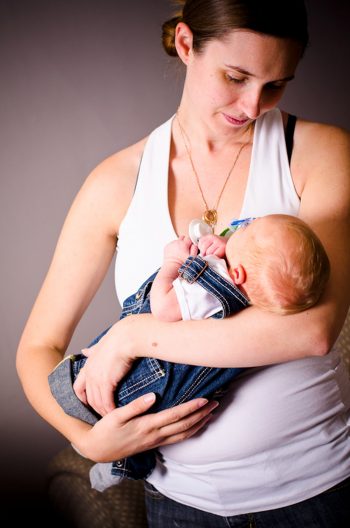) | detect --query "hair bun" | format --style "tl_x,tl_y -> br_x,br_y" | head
162,16 -> 182,57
